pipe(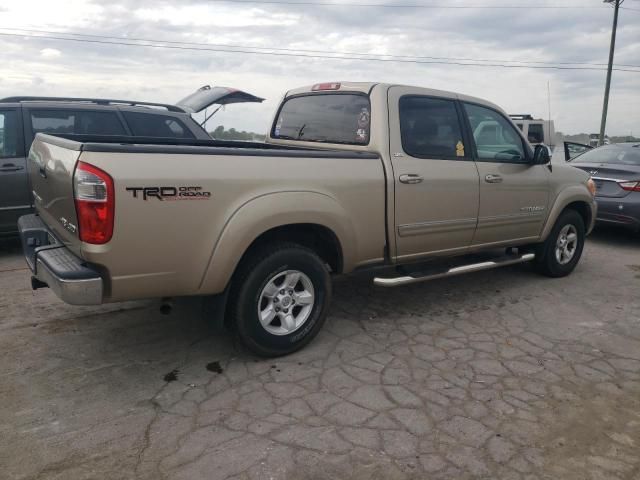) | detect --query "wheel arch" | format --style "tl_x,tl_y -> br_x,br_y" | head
198,191 -> 355,294
541,187 -> 595,241
237,223 -> 343,275
562,201 -> 592,232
